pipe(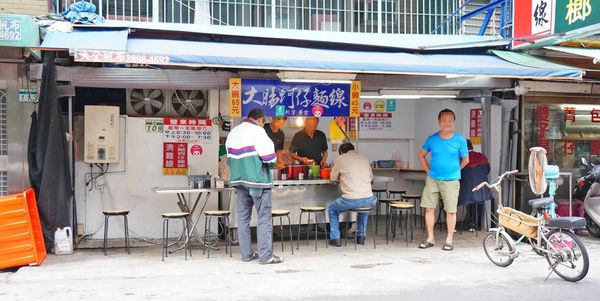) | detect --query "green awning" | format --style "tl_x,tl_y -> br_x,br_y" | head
489,50 -> 582,71
0,14 -> 41,60
545,46 -> 600,62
